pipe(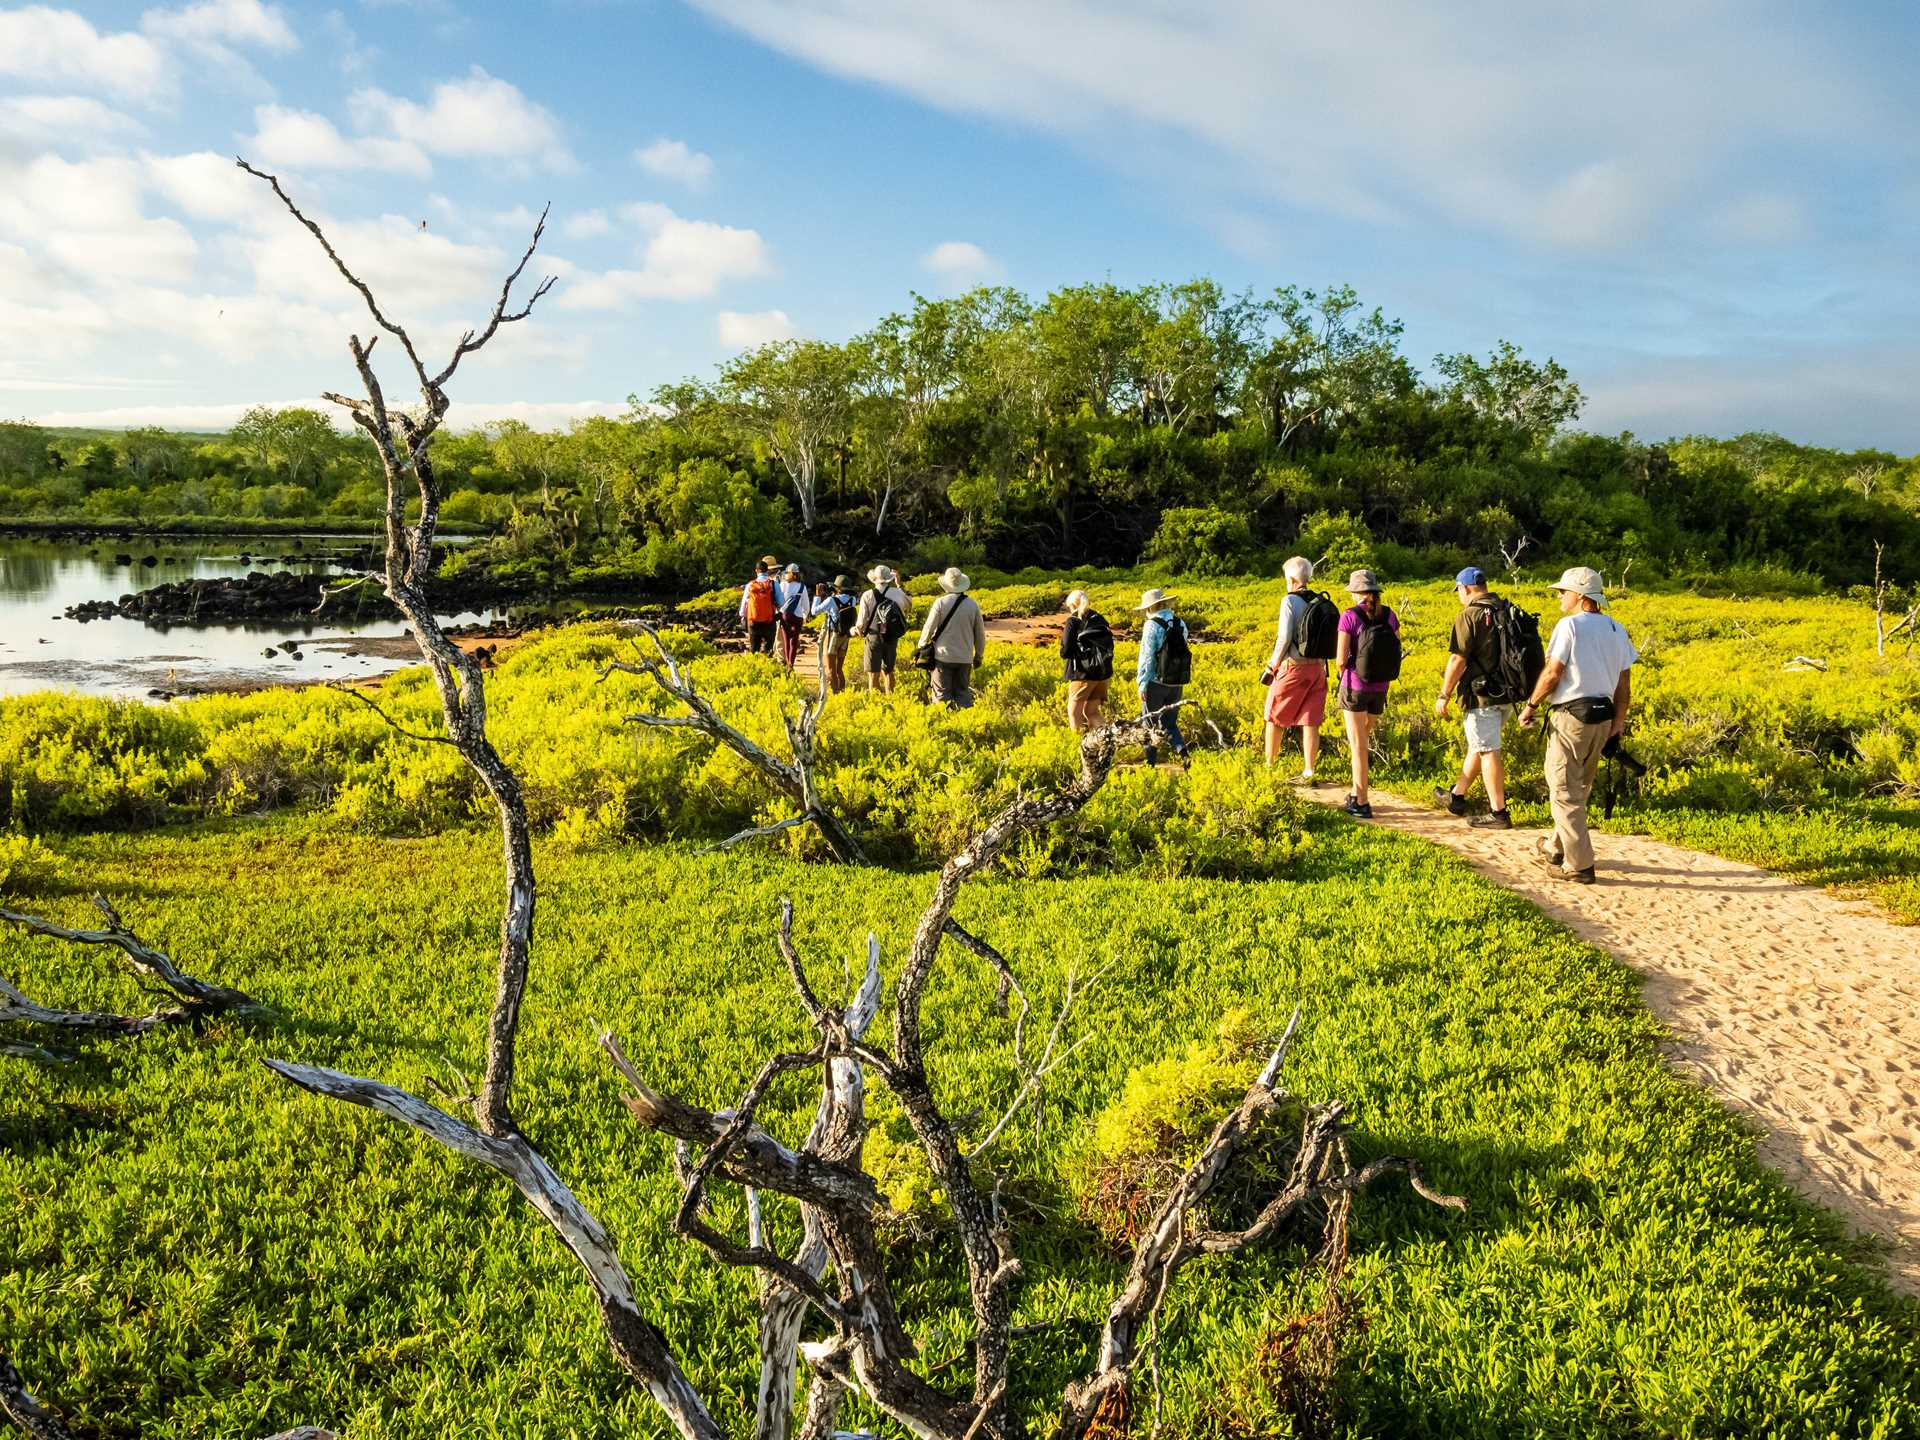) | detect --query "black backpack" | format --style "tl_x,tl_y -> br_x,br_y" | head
1300,590 -> 1340,661
1473,597 -> 1545,705
1074,615 -> 1115,681
1149,615 -> 1193,686
1351,607 -> 1402,684
830,595 -> 857,637
869,588 -> 906,641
